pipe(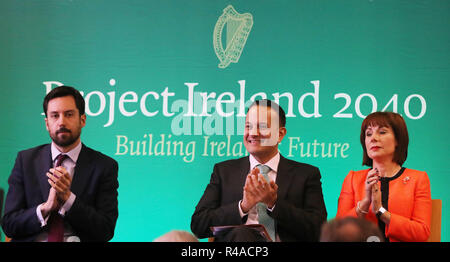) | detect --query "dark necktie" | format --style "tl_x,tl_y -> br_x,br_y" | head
48,154 -> 68,242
